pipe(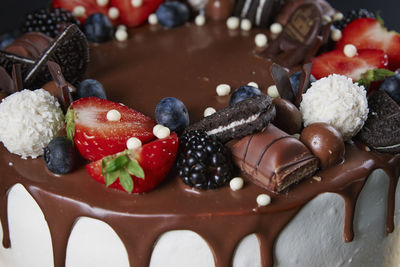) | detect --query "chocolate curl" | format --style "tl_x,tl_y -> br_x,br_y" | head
47,61 -> 72,112
12,64 -> 23,92
0,66 -> 14,94
294,62 -> 313,107
270,63 -> 294,102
